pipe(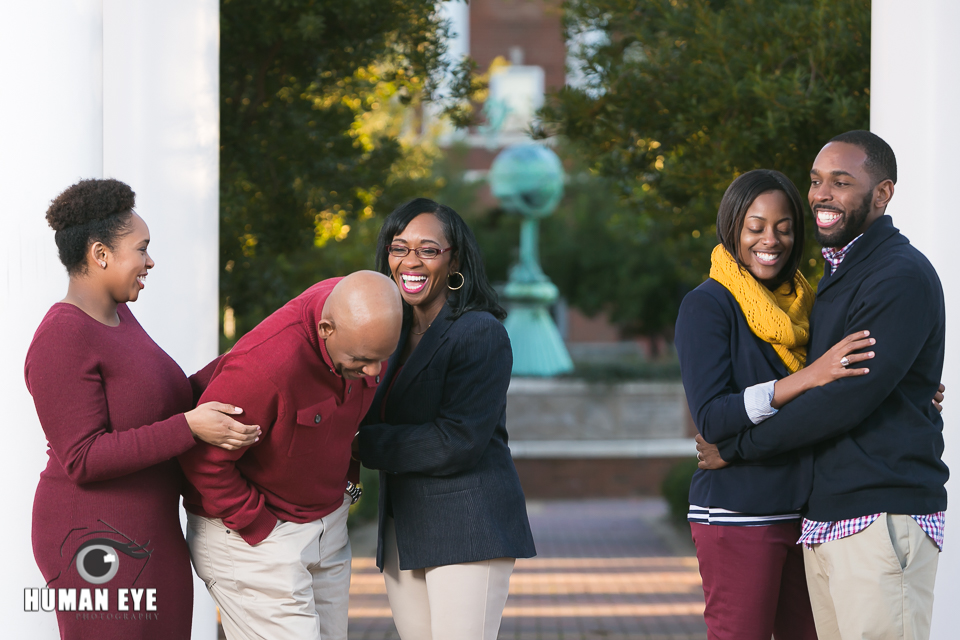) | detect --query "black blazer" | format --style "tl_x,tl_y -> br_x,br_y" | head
358,302 -> 537,571
675,278 -> 813,515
